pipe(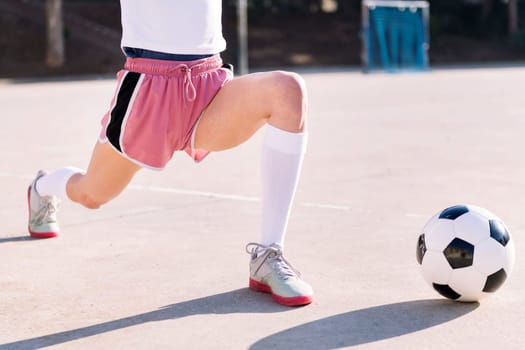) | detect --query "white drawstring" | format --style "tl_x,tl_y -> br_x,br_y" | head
179,65 -> 196,102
